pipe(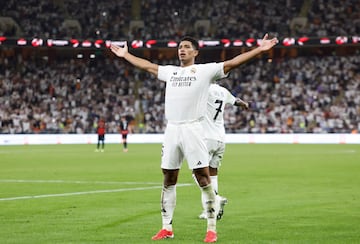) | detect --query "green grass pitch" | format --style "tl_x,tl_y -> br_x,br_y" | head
0,143 -> 359,243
